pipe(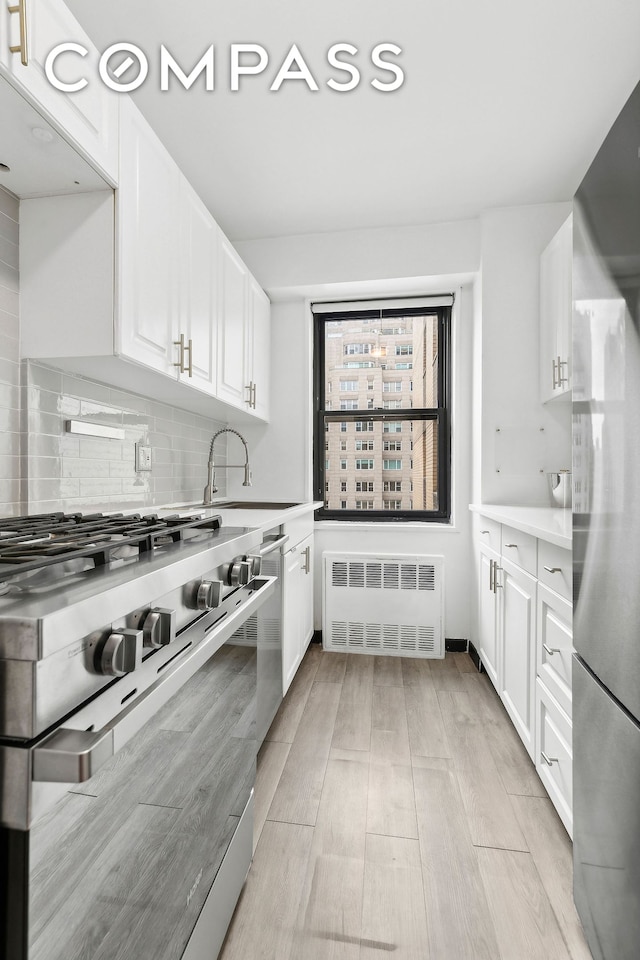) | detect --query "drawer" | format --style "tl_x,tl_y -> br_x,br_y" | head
537,583 -> 573,717
536,679 -> 573,837
538,540 -> 572,601
283,510 -> 314,547
501,524 -> 537,576
476,516 -> 501,553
